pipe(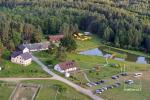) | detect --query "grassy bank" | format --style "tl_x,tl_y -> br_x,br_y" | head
103,49 -> 127,59
102,45 -> 150,58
